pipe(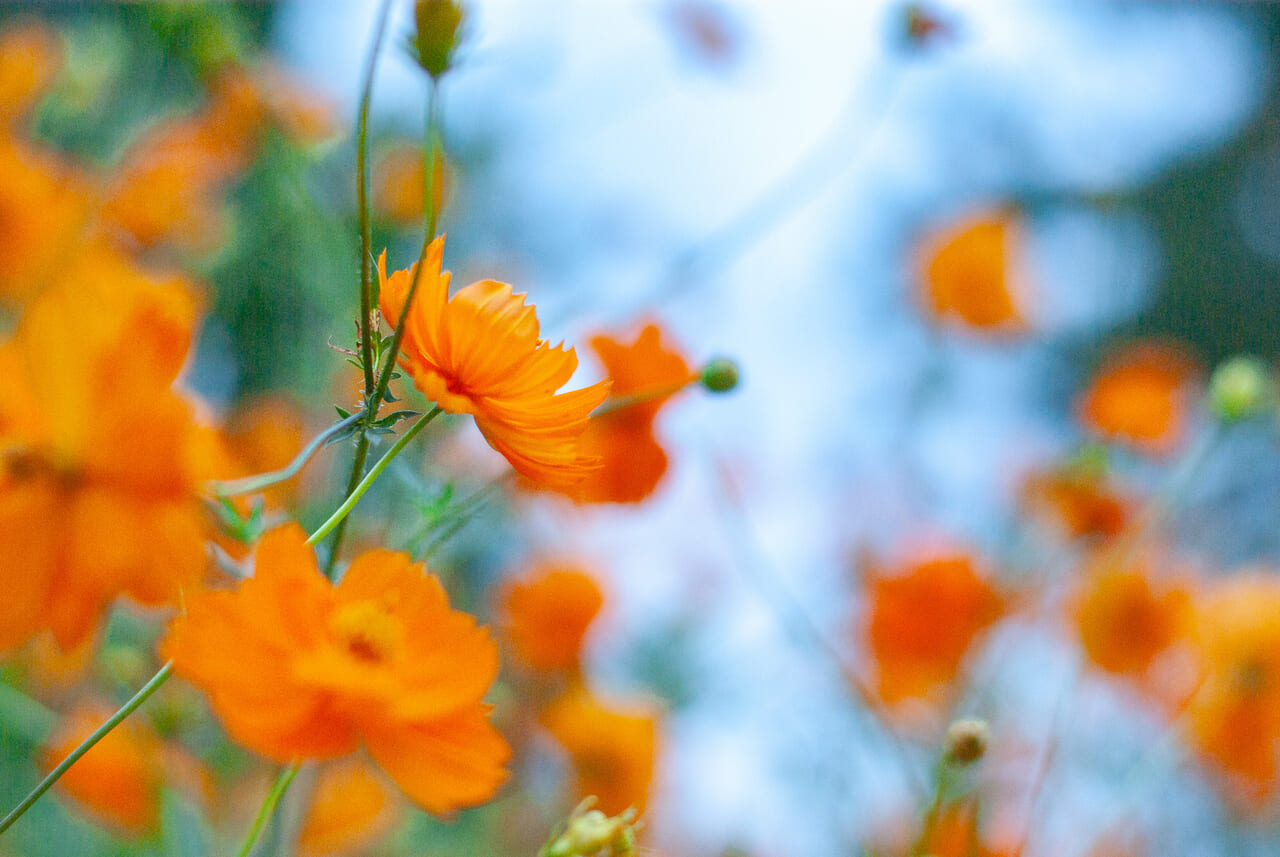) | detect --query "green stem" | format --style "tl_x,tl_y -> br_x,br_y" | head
206,413 -> 363,498
590,375 -> 699,417
355,0 -> 395,398
322,431 -> 370,580
235,762 -> 301,857
306,407 -> 444,548
0,662 -> 173,835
